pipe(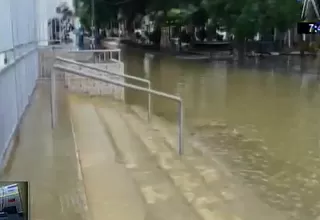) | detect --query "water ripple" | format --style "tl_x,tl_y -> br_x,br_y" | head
190,120 -> 320,220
